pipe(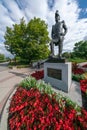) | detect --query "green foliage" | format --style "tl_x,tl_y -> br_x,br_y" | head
8,57 -> 30,68
64,97 -> 81,111
20,76 -> 54,96
19,76 -> 80,111
4,17 -> 50,62
4,18 -> 27,59
62,52 -> 71,58
0,53 -> 7,63
36,80 -> 54,96
73,41 -> 87,59
0,53 -> 5,60
20,76 -> 37,90
68,57 -> 87,63
72,74 -> 85,82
